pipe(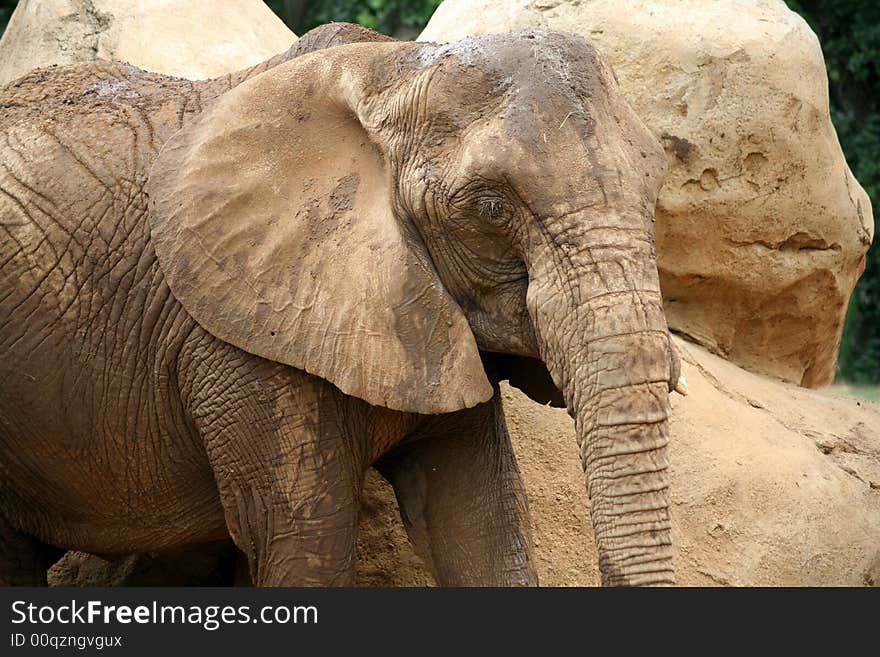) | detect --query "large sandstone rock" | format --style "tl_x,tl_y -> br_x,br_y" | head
50,337 -> 880,586
0,0 -> 296,84
421,0 -> 874,387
